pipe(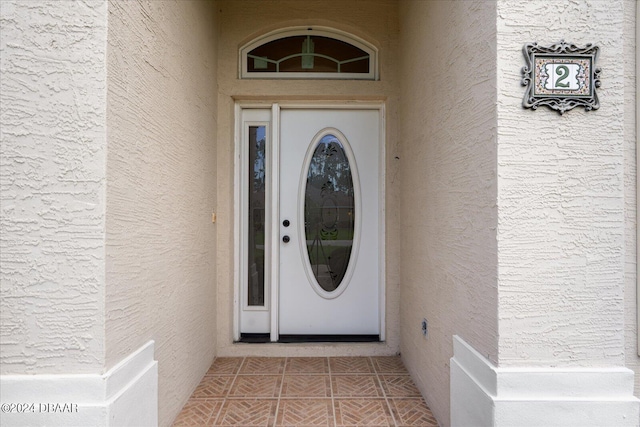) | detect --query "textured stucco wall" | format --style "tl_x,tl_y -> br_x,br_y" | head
398,1 -> 498,425
215,0 -> 401,356
497,0 -> 627,367
106,1 -> 218,425
624,0 -> 639,395
0,0 -> 107,375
